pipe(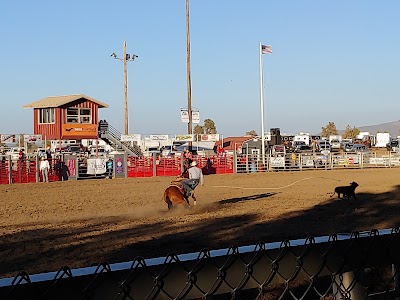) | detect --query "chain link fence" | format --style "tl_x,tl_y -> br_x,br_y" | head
1,228 -> 399,300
